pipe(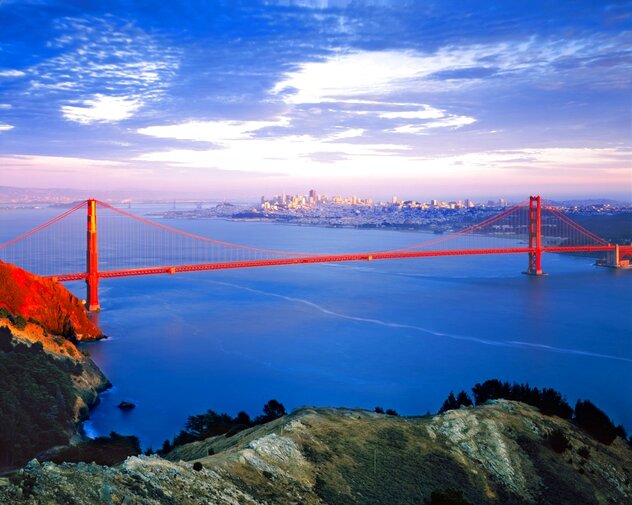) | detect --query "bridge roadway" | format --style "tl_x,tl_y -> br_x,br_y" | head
50,245 -> 620,282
